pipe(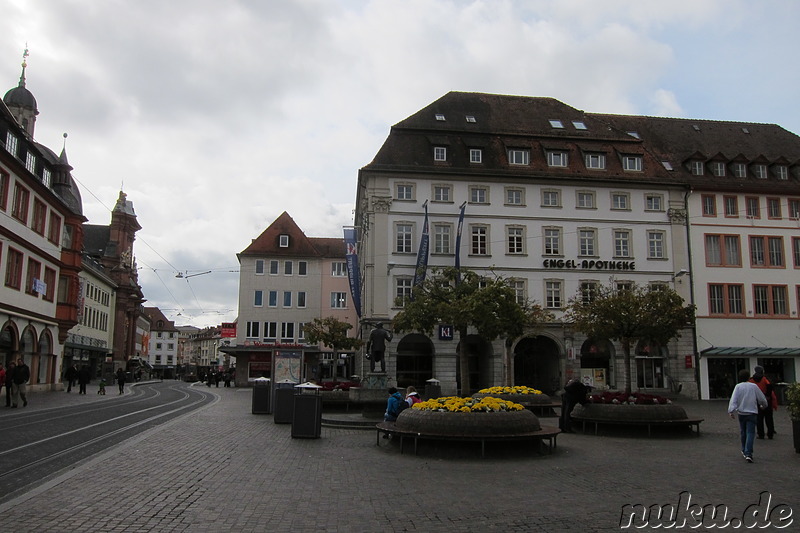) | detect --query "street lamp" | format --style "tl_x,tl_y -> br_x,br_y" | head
176,271 -> 212,279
